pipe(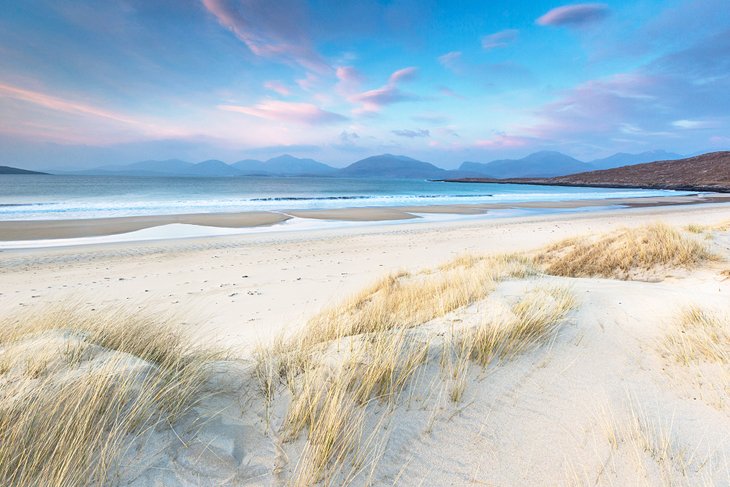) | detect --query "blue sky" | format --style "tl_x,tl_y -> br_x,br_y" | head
0,0 -> 728,169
